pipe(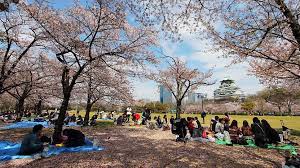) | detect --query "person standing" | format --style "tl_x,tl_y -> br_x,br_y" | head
201,111 -> 207,124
